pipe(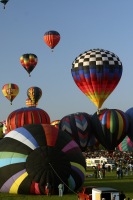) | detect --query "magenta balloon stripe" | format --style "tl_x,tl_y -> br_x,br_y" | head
62,140 -> 78,152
